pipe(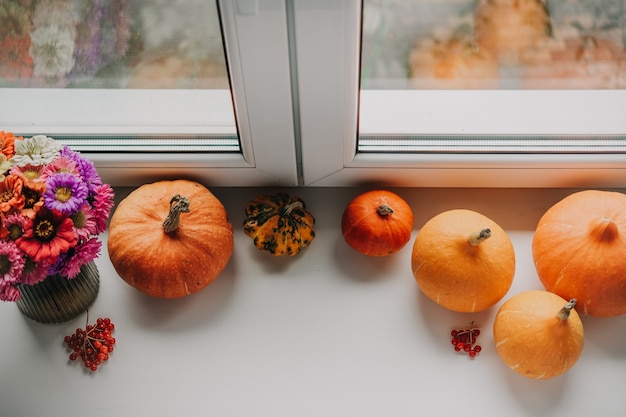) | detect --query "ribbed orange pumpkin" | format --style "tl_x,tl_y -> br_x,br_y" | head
493,290 -> 584,379
107,180 -> 233,298
341,190 -> 414,256
411,209 -> 515,313
532,190 -> 626,317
